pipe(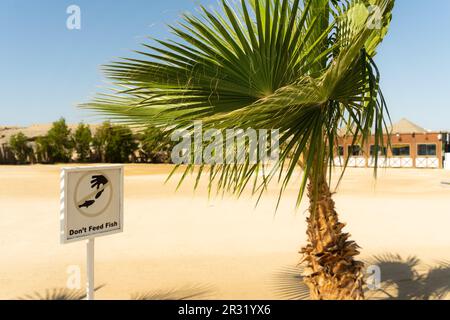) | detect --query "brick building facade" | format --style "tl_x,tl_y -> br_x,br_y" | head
335,118 -> 445,169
